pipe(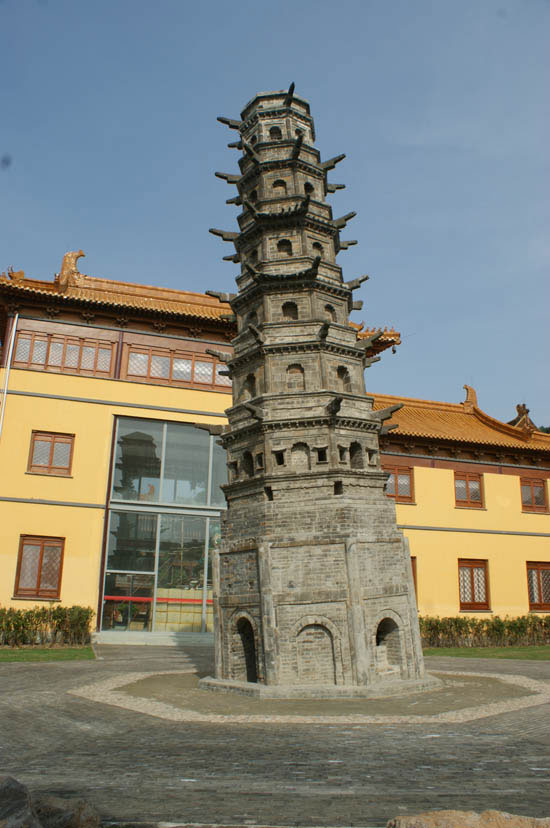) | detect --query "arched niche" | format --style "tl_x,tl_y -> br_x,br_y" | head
245,309 -> 258,327
324,304 -> 337,322
272,179 -> 287,194
231,613 -> 259,683
282,300 -> 298,320
349,441 -> 364,470
277,239 -> 293,257
291,614 -> 345,685
296,624 -> 336,685
304,182 -> 314,195
291,442 -> 310,471
242,451 -> 254,478
286,364 -> 305,391
242,373 -> 256,400
375,616 -> 403,673
337,365 -> 352,393
312,241 -> 323,257
269,125 -> 283,140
